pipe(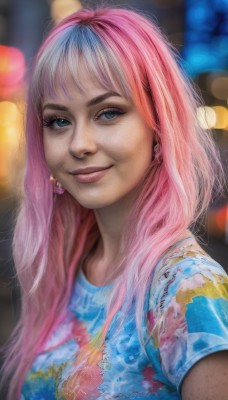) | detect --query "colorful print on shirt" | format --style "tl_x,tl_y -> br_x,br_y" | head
21,239 -> 228,399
